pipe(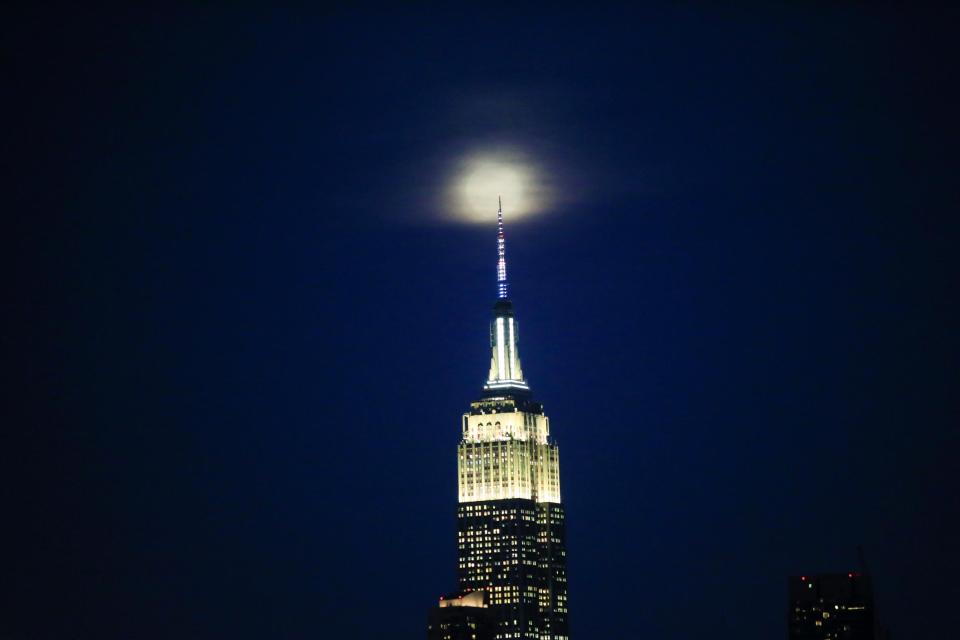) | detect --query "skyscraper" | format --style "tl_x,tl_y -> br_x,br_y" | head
428,591 -> 495,640
453,201 -> 570,640
788,573 -> 875,640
